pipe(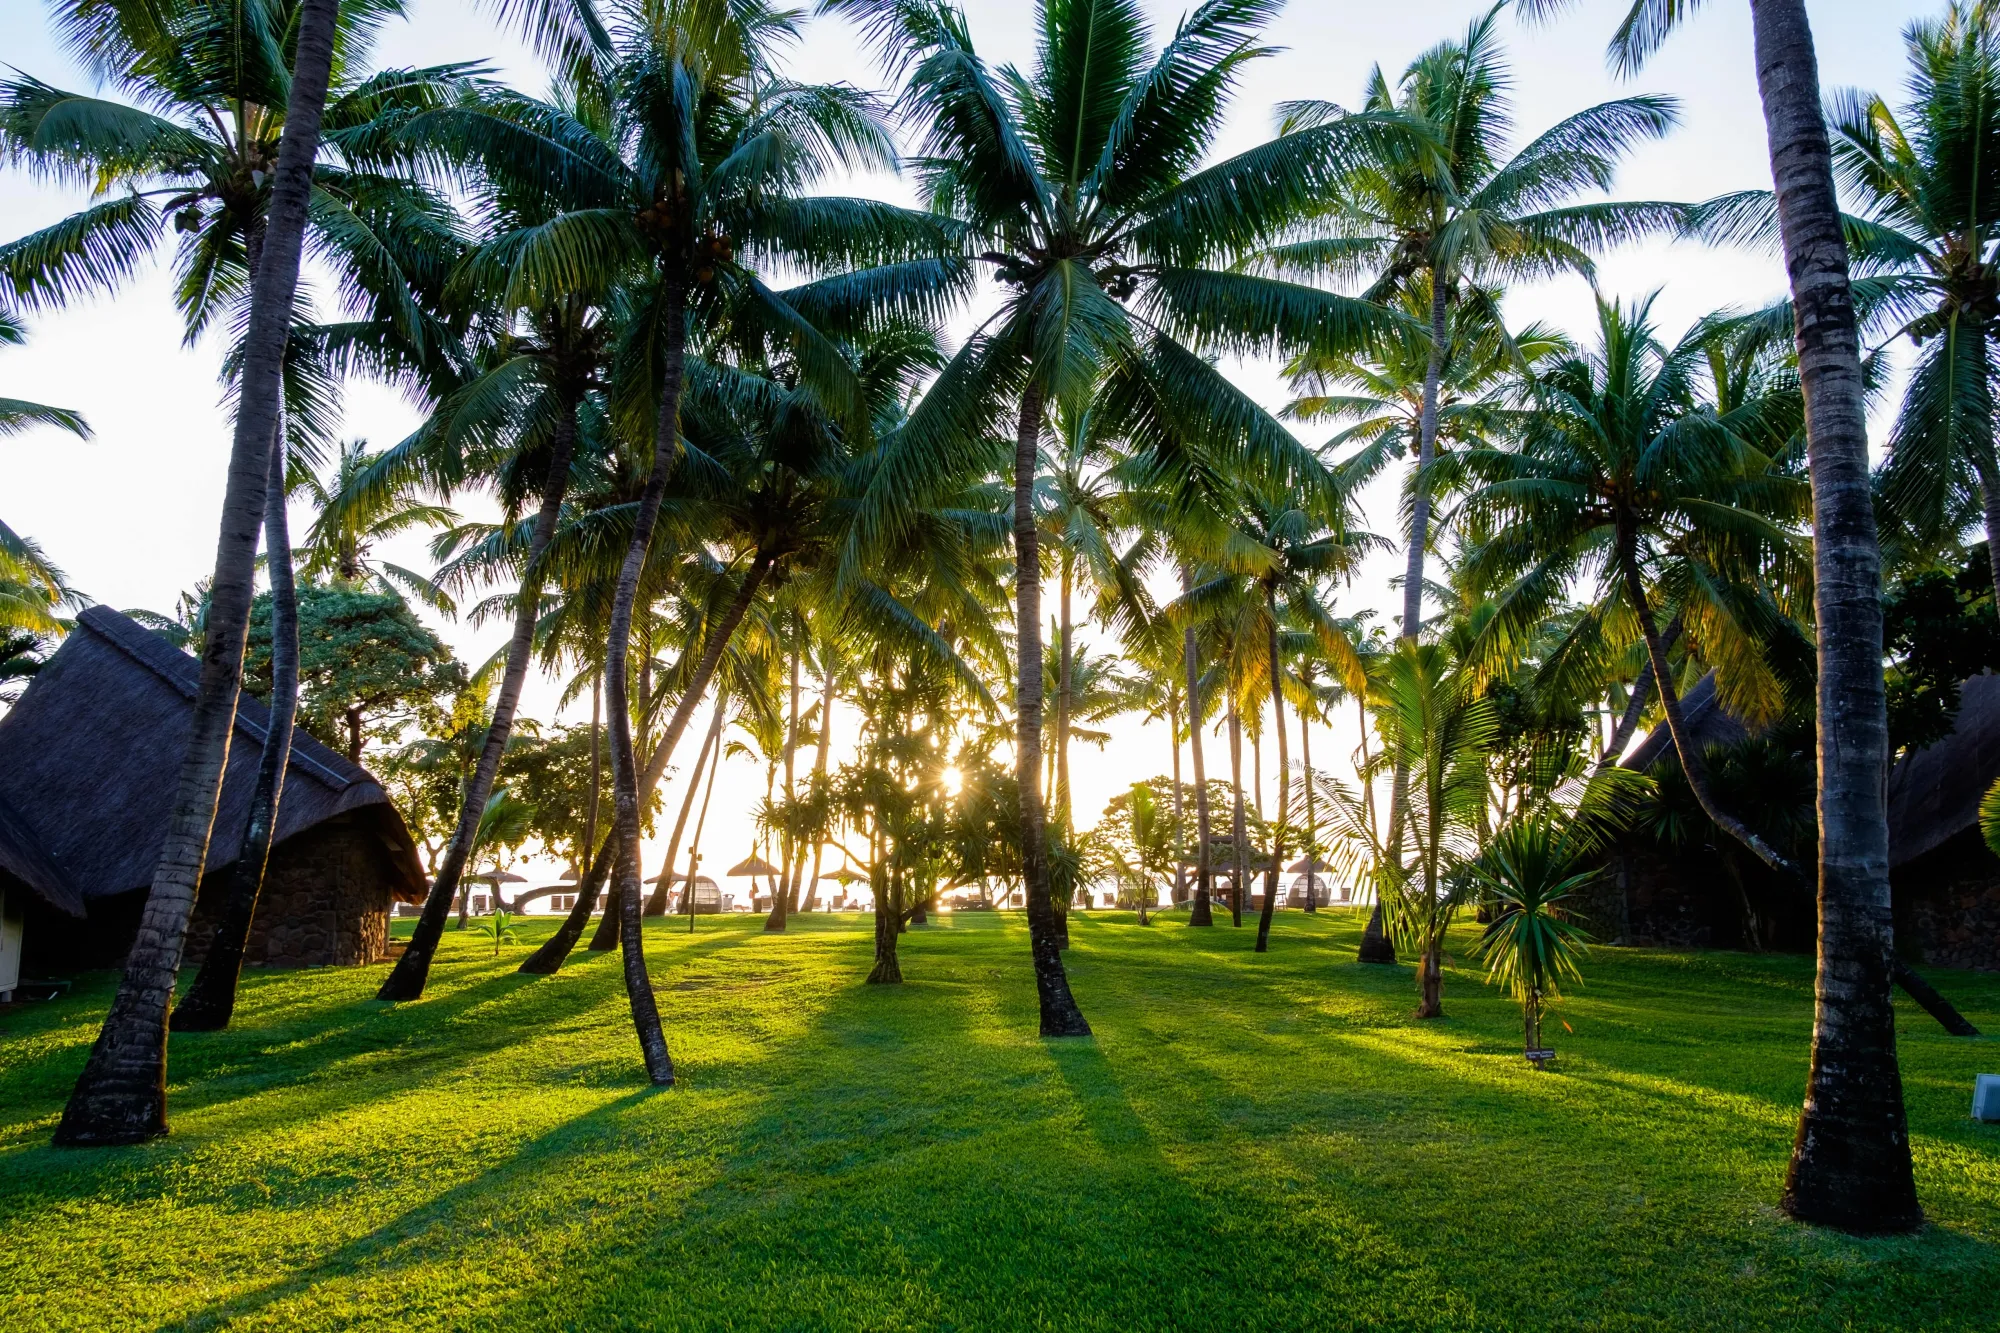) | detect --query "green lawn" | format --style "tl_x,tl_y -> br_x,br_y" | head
1,910 -> 1996,1331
